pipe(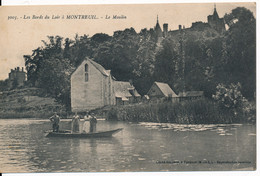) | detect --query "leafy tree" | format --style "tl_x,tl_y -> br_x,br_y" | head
24,47 -> 44,86
224,7 -> 256,99
154,39 -> 182,93
105,28 -> 140,81
91,33 -> 112,43
69,34 -> 93,67
212,83 -> 253,122
24,36 -> 73,110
